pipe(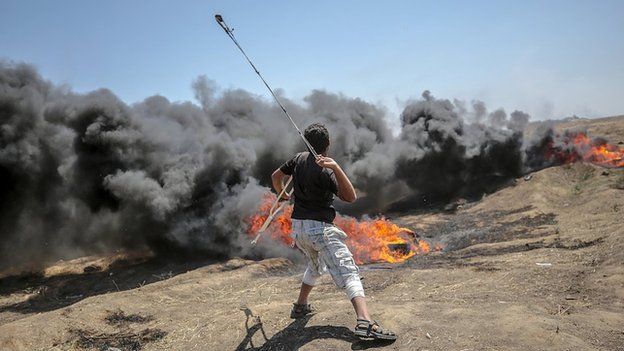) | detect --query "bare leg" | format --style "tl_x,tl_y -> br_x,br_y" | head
351,296 -> 372,321
296,282 -> 314,305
